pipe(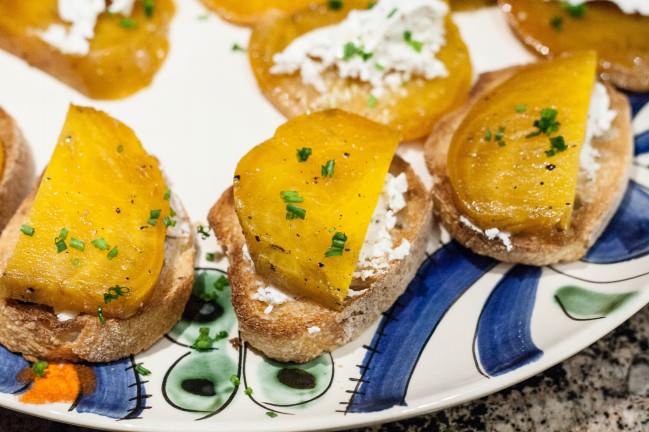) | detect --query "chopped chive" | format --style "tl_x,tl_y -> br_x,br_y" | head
55,240 -> 67,253
280,191 -> 305,204
374,63 -> 385,71
120,18 -> 137,29
20,224 -> 35,236
107,247 -> 119,260
103,285 -> 129,304
561,1 -> 587,17
368,95 -> 378,108
193,327 -> 214,351
32,361 -> 48,378
135,364 -> 151,376
545,135 -> 568,157
163,189 -> 171,200
515,103 -> 527,113
550,16 -> 563,31
163,216 -> 176,228
325,232 -> 348,257
286,204 -> 306,220
92,238 -> 110,250
328,0 -> 343,10
527,108 -> 560,138
144,0 -> 155,17
197,225 -> 211,239
70,238 -> 85,251
231,43 -> 246,52
343,42 -> 373,61
495,126 -> 506,147
57,227 -> 69,241
97,306 -> 106,325
321,160 -> 336,177
484,128 -> 492,141
297,147 -> 312,162
403,31 -> 423,53
387,7 -> 398,18
266,411 -> 278,418
205,252 -> 216,262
